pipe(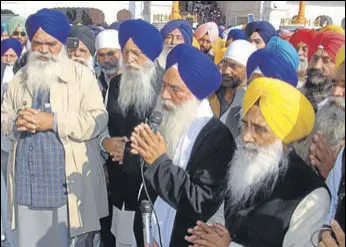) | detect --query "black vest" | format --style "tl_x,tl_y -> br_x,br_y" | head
225,150 -> 328,247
